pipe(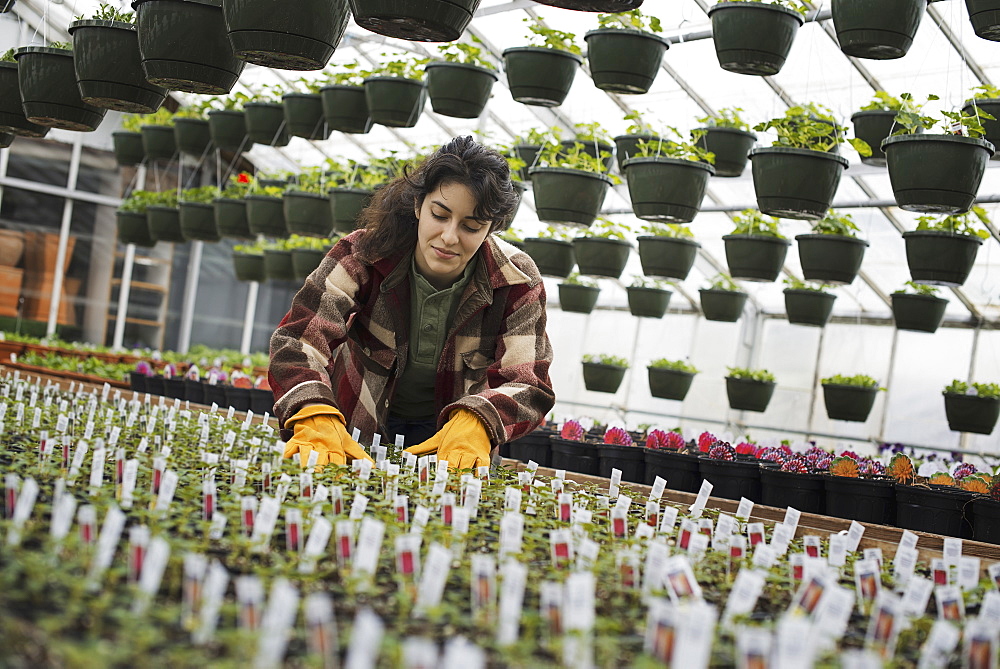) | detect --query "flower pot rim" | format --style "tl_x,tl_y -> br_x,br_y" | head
179,201 -> 214,210
245,194 -> 282,202
559,283 -> 600,292
638,235 -> 702,248
524,236 -> 572,246
233,251 -> 263,258
244,101 -> 284,109
327,186 -> 373,195
424,60 -> 499,80
695,125 -> 758,139
821,382 -> 878,391
722,233 -> 792,246
646,365 -> 694,376
902,229 -> 984,244
14,46 -> 72,58
882,133 -> 995,156
748,145 -> 851,167
68,19 -> 136,32
629,285 -> 673,296
320,83 -> 364,93
725,376 -> 775,387
561,138 -> 615,150
174,117 -> 208,125
585,27 -> 671,47
140,123 -> 173,131
213,197 -> 246,204
284,190 -> 328,200
943,392 -> 1000,402
113,130 -> 142,137
502,45 -> 584,64
0,61 -> 15,70
147,205 -> 179,212
707,1 -> 806,23
783,287 -> 835,297
850,109 -> 901,121
207,109 -> 244,117
263,248 -> 292,256
700,287 -> 748,296
963,98 -> 1000,107
581,361 -> 628,371
891,291 -> 948,304
614,133 -> 660,142
794,232 -> 869,247
573,237 -> 632,249
514,142 -> 542,151
622,155 -> 716,175
132,0 -> 221,8
282,92 -> 323,100
528,166 -> 614,184
361,76 -> 426,87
